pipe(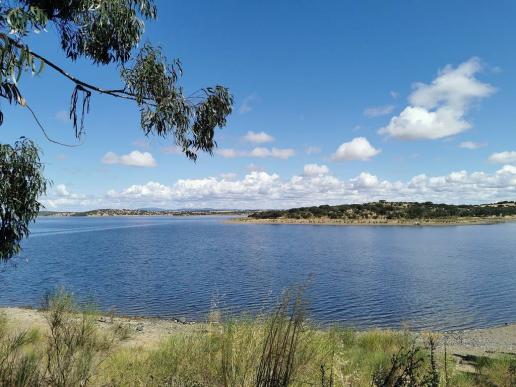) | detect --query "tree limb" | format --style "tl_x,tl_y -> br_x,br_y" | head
0,33 -> 149,103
